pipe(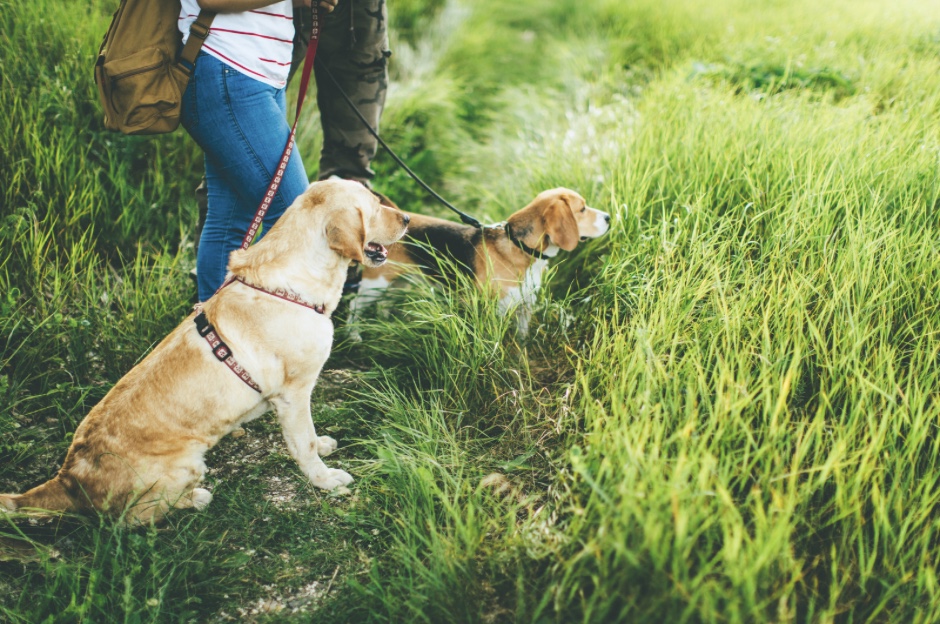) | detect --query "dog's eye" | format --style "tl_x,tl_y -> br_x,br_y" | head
580,207 -> 587,213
